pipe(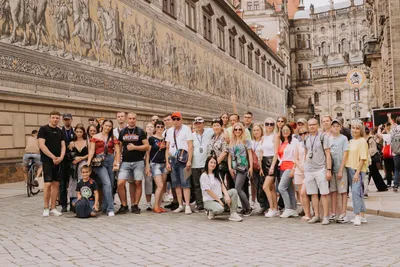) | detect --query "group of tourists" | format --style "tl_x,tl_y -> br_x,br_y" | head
26,109 -> 400,225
